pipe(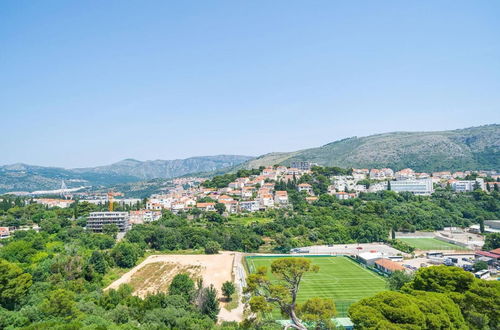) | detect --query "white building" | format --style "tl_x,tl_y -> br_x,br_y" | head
452,178 -> 485,192
129,210 -> 162,224
390,178 -> 433,195
395,168 -> 416,181
274,191 -> 289,206
239,201 -> 260,212
297,183 -> 313,195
